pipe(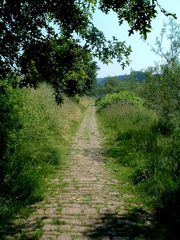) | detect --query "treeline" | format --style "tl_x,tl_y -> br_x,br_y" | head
96,72 -> 143,96
96,20 -> 180,239
96,70 -> 146,86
